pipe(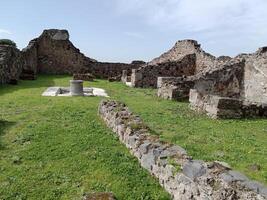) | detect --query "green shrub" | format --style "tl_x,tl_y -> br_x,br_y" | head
0,39 -> 16,47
